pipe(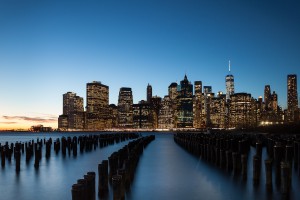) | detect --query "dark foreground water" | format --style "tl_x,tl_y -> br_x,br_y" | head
0,132 -> 299,200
